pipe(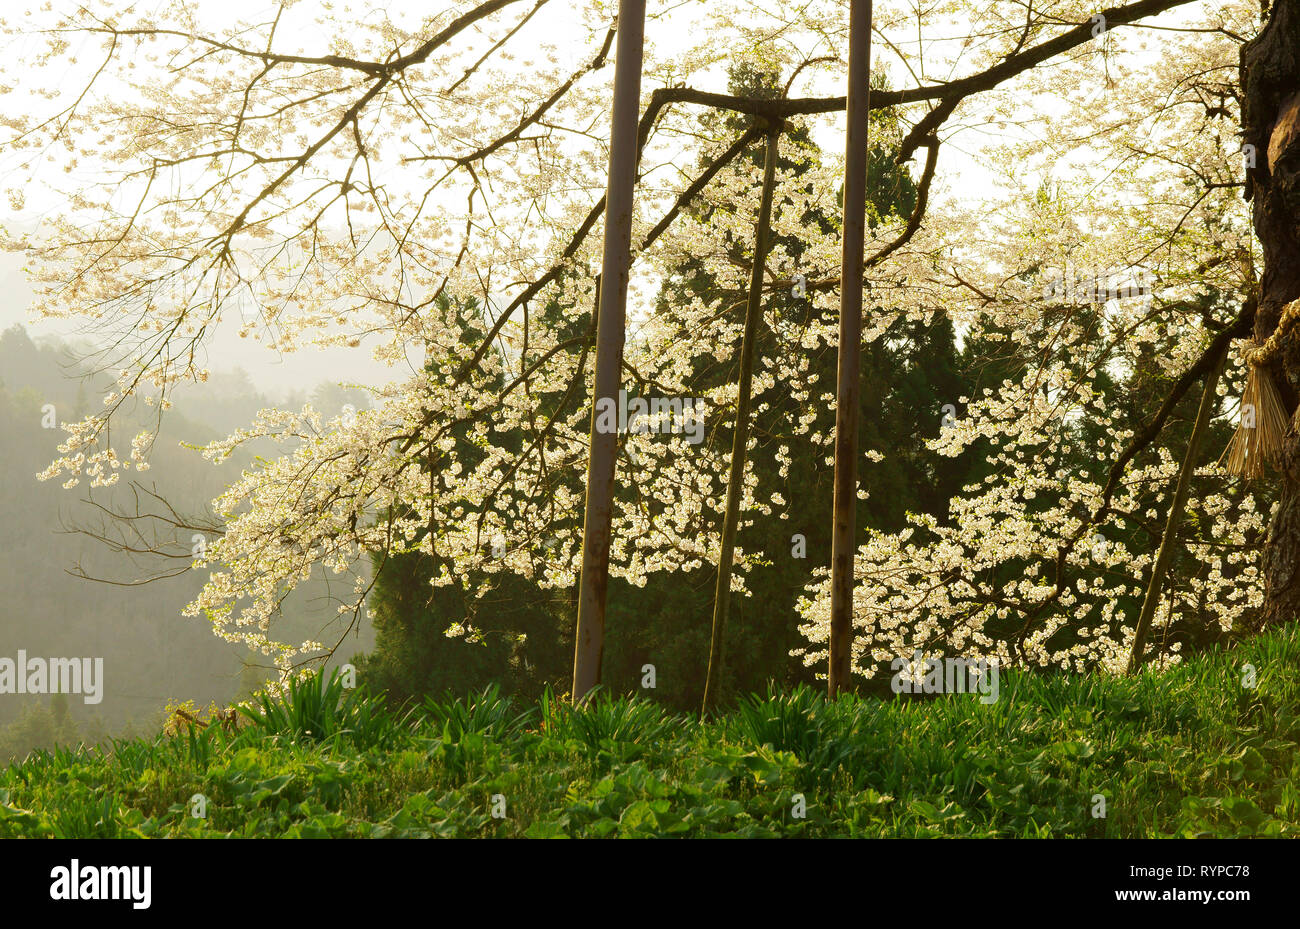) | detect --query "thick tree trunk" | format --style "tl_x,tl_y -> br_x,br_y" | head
1242,0 -> 1300,629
